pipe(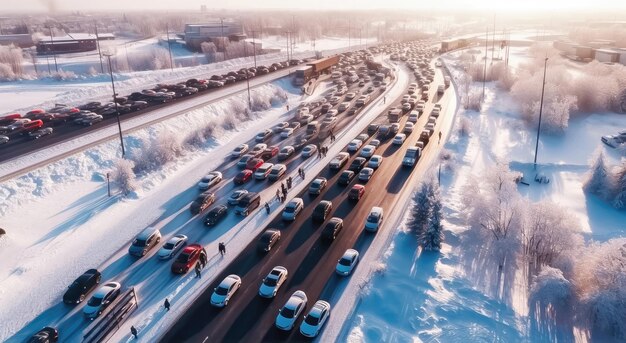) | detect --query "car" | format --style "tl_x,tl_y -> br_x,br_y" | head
245,158 -> 265,172
28,127 -> 53,139
408,113 -> 419,123
80,114 -> 103,126
403,122 -> 414,134
349,184 -> 365,201
336,249 -> 360,275
360,144 -> 376,158
83,282 -> 121,320
357,133 -> 369,141
268,163 -> 287,182
28,327 -> 58,343
282,198 -> 304,221
301,144 -> 317,158
250,143 -> 268,157
273,122 -> 290,133
228,189 -> 249,206
338,102 -> 351,112
259,266 -> 288,298
347,139 -> 363,153
254,162 -> 274,180
349,157 -> 367,172
234,169 -> 253,185
275,290 -> 308,331
0,135 -> 9,144
261,145 -> 279,160
211,274 -> 242,307
256,129 -> 273,142
157,234 -> 188,260
190,191 -> 216,214
281,128 -> 294,139
364,206 -> 384,232
205,205 -> 228,226
237,154 -> 255,169
299,300 -> 331,338
309,177 -> 327,195
278,146 -> 295,161
231,144 -> 249,158
171,244 -> 207,273
329,152 -> 350,170
322,217 -> 344,241
289,121 -> 301,130
369,139 -> 381,148
390,123 -> 400,135
359,167 -> 374,182
367,123 -> 380,136
198,171 -> 222,190
601,130 -> 626,148
325,109 -> 338,118
338,170 -> 355,186
63,269 -> 102,304
345,92 -> 356,100
258,229 -> 281,252
368,155 -> 383,169
393,133 -> 406,145
312,200 -> 333,222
